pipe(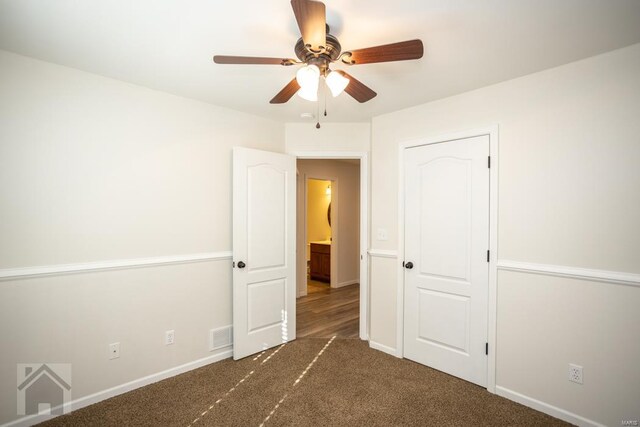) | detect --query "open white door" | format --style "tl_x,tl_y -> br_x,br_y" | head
403,135 -> 489,386
233,147 -> 296,360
